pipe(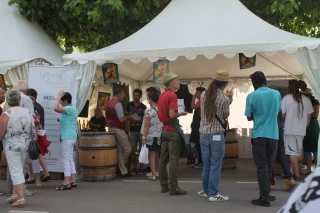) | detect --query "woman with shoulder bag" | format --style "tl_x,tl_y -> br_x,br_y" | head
0,89 -> 36,207
141,87 -> 163,180
54,90 -> 78,190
